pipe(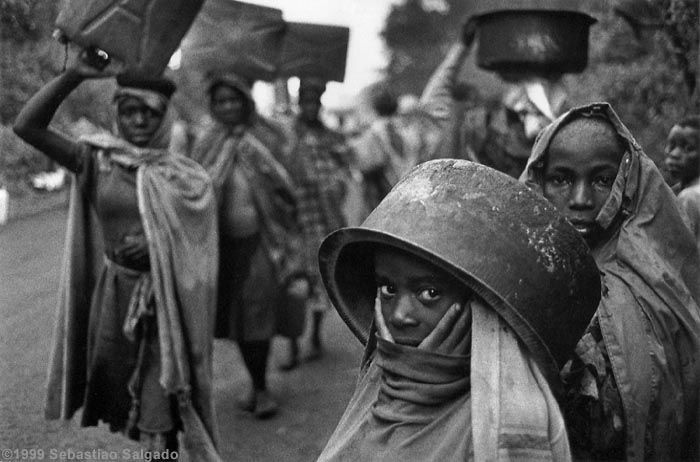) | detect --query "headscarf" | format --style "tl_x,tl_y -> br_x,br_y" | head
520,102 -> 700,460
110,84 -> 174,153
206,71 -> 254,105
